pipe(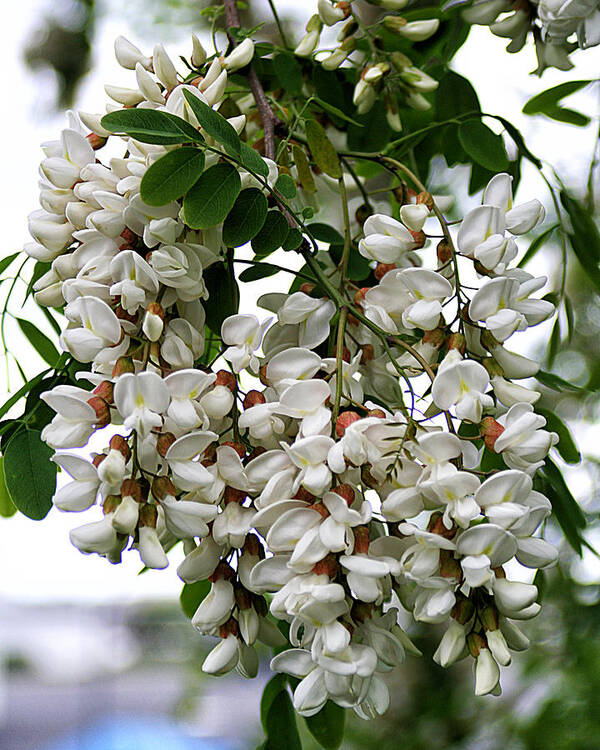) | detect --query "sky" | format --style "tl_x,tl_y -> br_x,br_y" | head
0,0 -> 599,603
